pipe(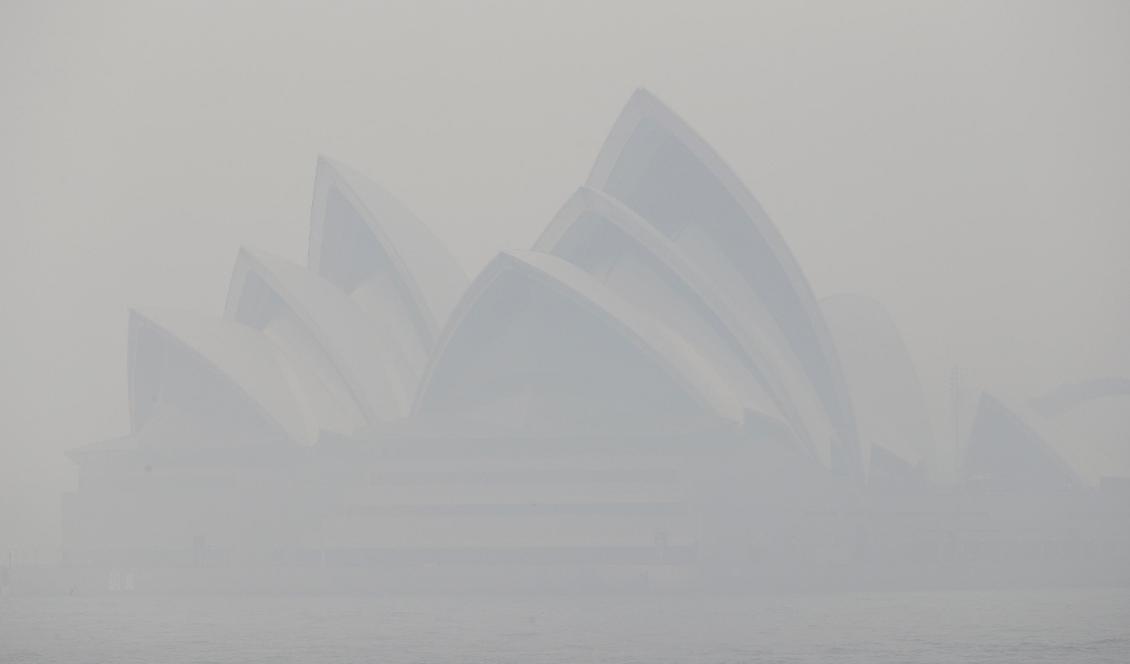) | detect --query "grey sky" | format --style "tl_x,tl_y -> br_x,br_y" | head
2,0 -> 1128,554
